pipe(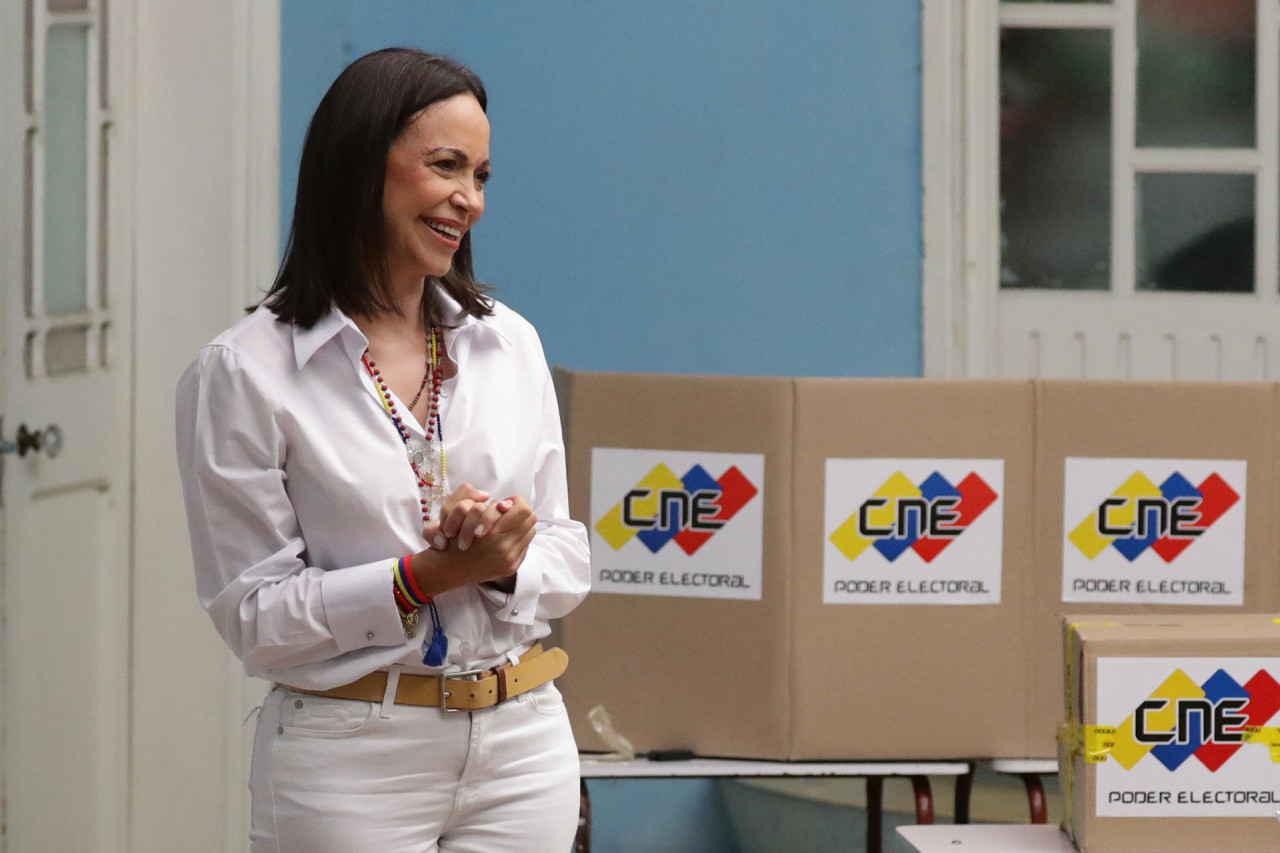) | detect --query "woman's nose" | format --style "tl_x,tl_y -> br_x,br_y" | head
452,182 -> 481,217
